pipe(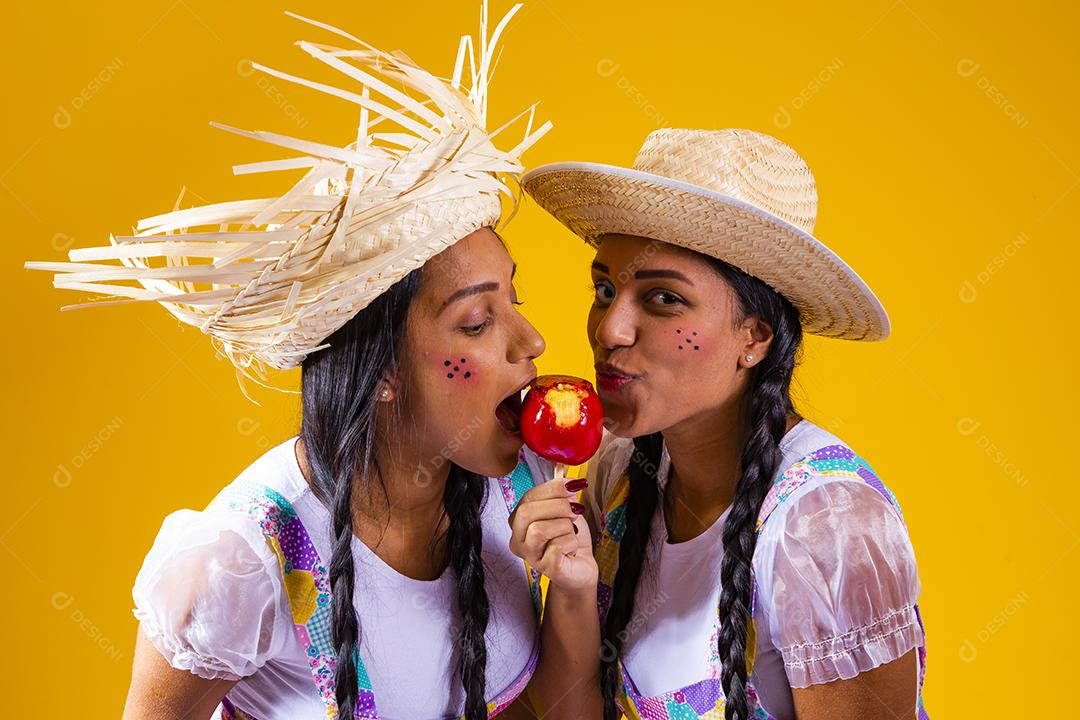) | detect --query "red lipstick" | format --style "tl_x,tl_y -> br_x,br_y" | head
595,362 -> 637,392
